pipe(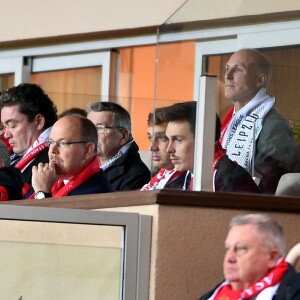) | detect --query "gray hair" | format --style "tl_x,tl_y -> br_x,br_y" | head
229,213 -> 286,256
0,141 -> 10,167
87,102 -> 132,140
